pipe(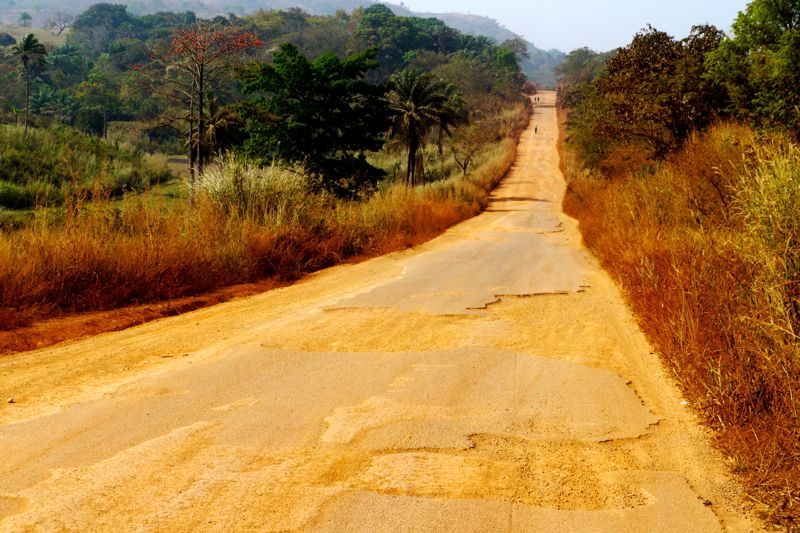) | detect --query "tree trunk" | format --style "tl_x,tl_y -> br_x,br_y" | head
188,90 -> 196,205
415,150 -> 424,185
196,66 -> 205,177
406,120 -> 417,186
24,70 -> 29,135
